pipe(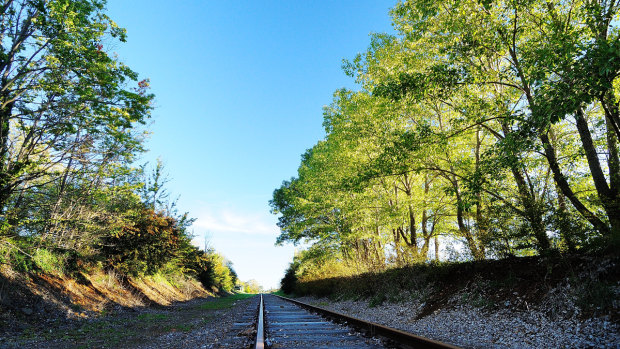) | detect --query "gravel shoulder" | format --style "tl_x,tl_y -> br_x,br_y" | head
1,294 -> 259,349
296,295 -> 619,349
